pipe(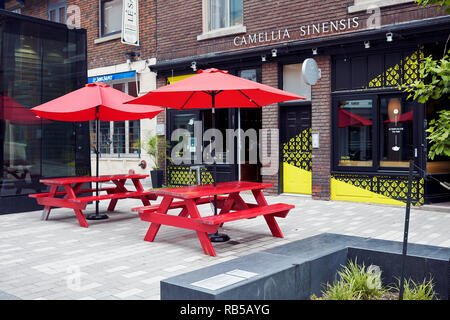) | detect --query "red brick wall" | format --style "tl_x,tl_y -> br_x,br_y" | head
261,62 -> 279,195
15,0 -> 156,70
155,0 -> 445,61
311,56 -> 331,200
